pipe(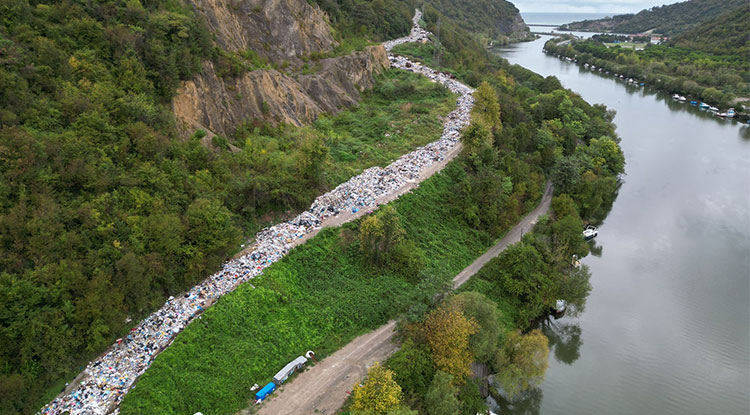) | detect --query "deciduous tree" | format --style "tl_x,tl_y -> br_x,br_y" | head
424,371 -> 460,415
423,303 -> 478,382
494,329 -> 549,400
352,363 -> 404,415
